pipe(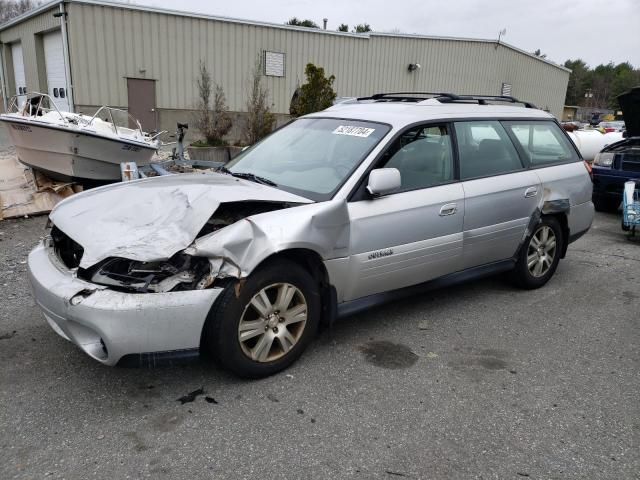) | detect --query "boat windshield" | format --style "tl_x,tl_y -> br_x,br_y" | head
225,118 -> 390,201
